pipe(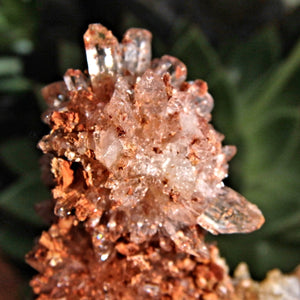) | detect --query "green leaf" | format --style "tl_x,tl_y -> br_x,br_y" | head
0,77 -> 31,92
171,26 -> 222,80
0,137 -> 40,175
282,0 -> 300,9
238,108 -> 300,176
58,40 -> 83,75
212,232 -> 264,278
215,233 -> 299,279
263,210 -> 300,237
11,38 -> 33,55
0,172 -> 50,226
281,229 -> 300,246
253,240 -> 300,276
242,36 -> 300,114
0,57 -> 22,76
0,0 -> 37,52
225,27 -> 281,88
